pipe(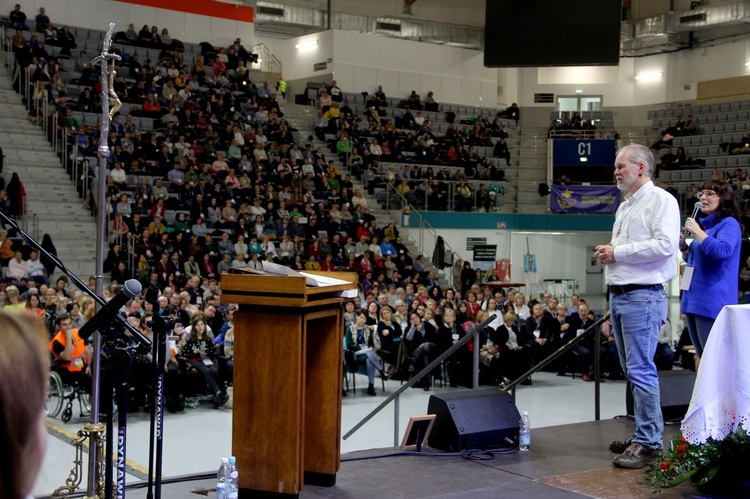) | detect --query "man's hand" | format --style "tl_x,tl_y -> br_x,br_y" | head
595,244 -> 616,265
